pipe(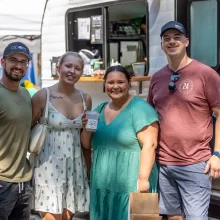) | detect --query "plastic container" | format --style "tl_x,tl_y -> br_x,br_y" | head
132,62 -> 146,76
85,111 -> 99,132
